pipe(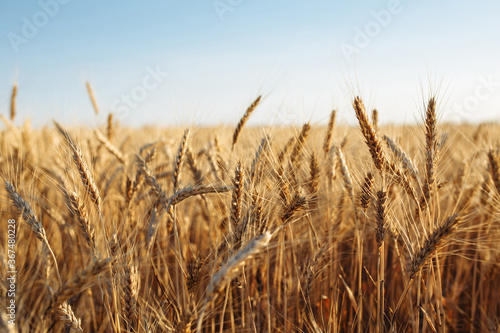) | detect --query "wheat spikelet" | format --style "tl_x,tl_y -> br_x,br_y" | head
232,95 -> 261,149
10,84 -> 17,121
85,81 -> 99,115
323,109 -> 336,155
